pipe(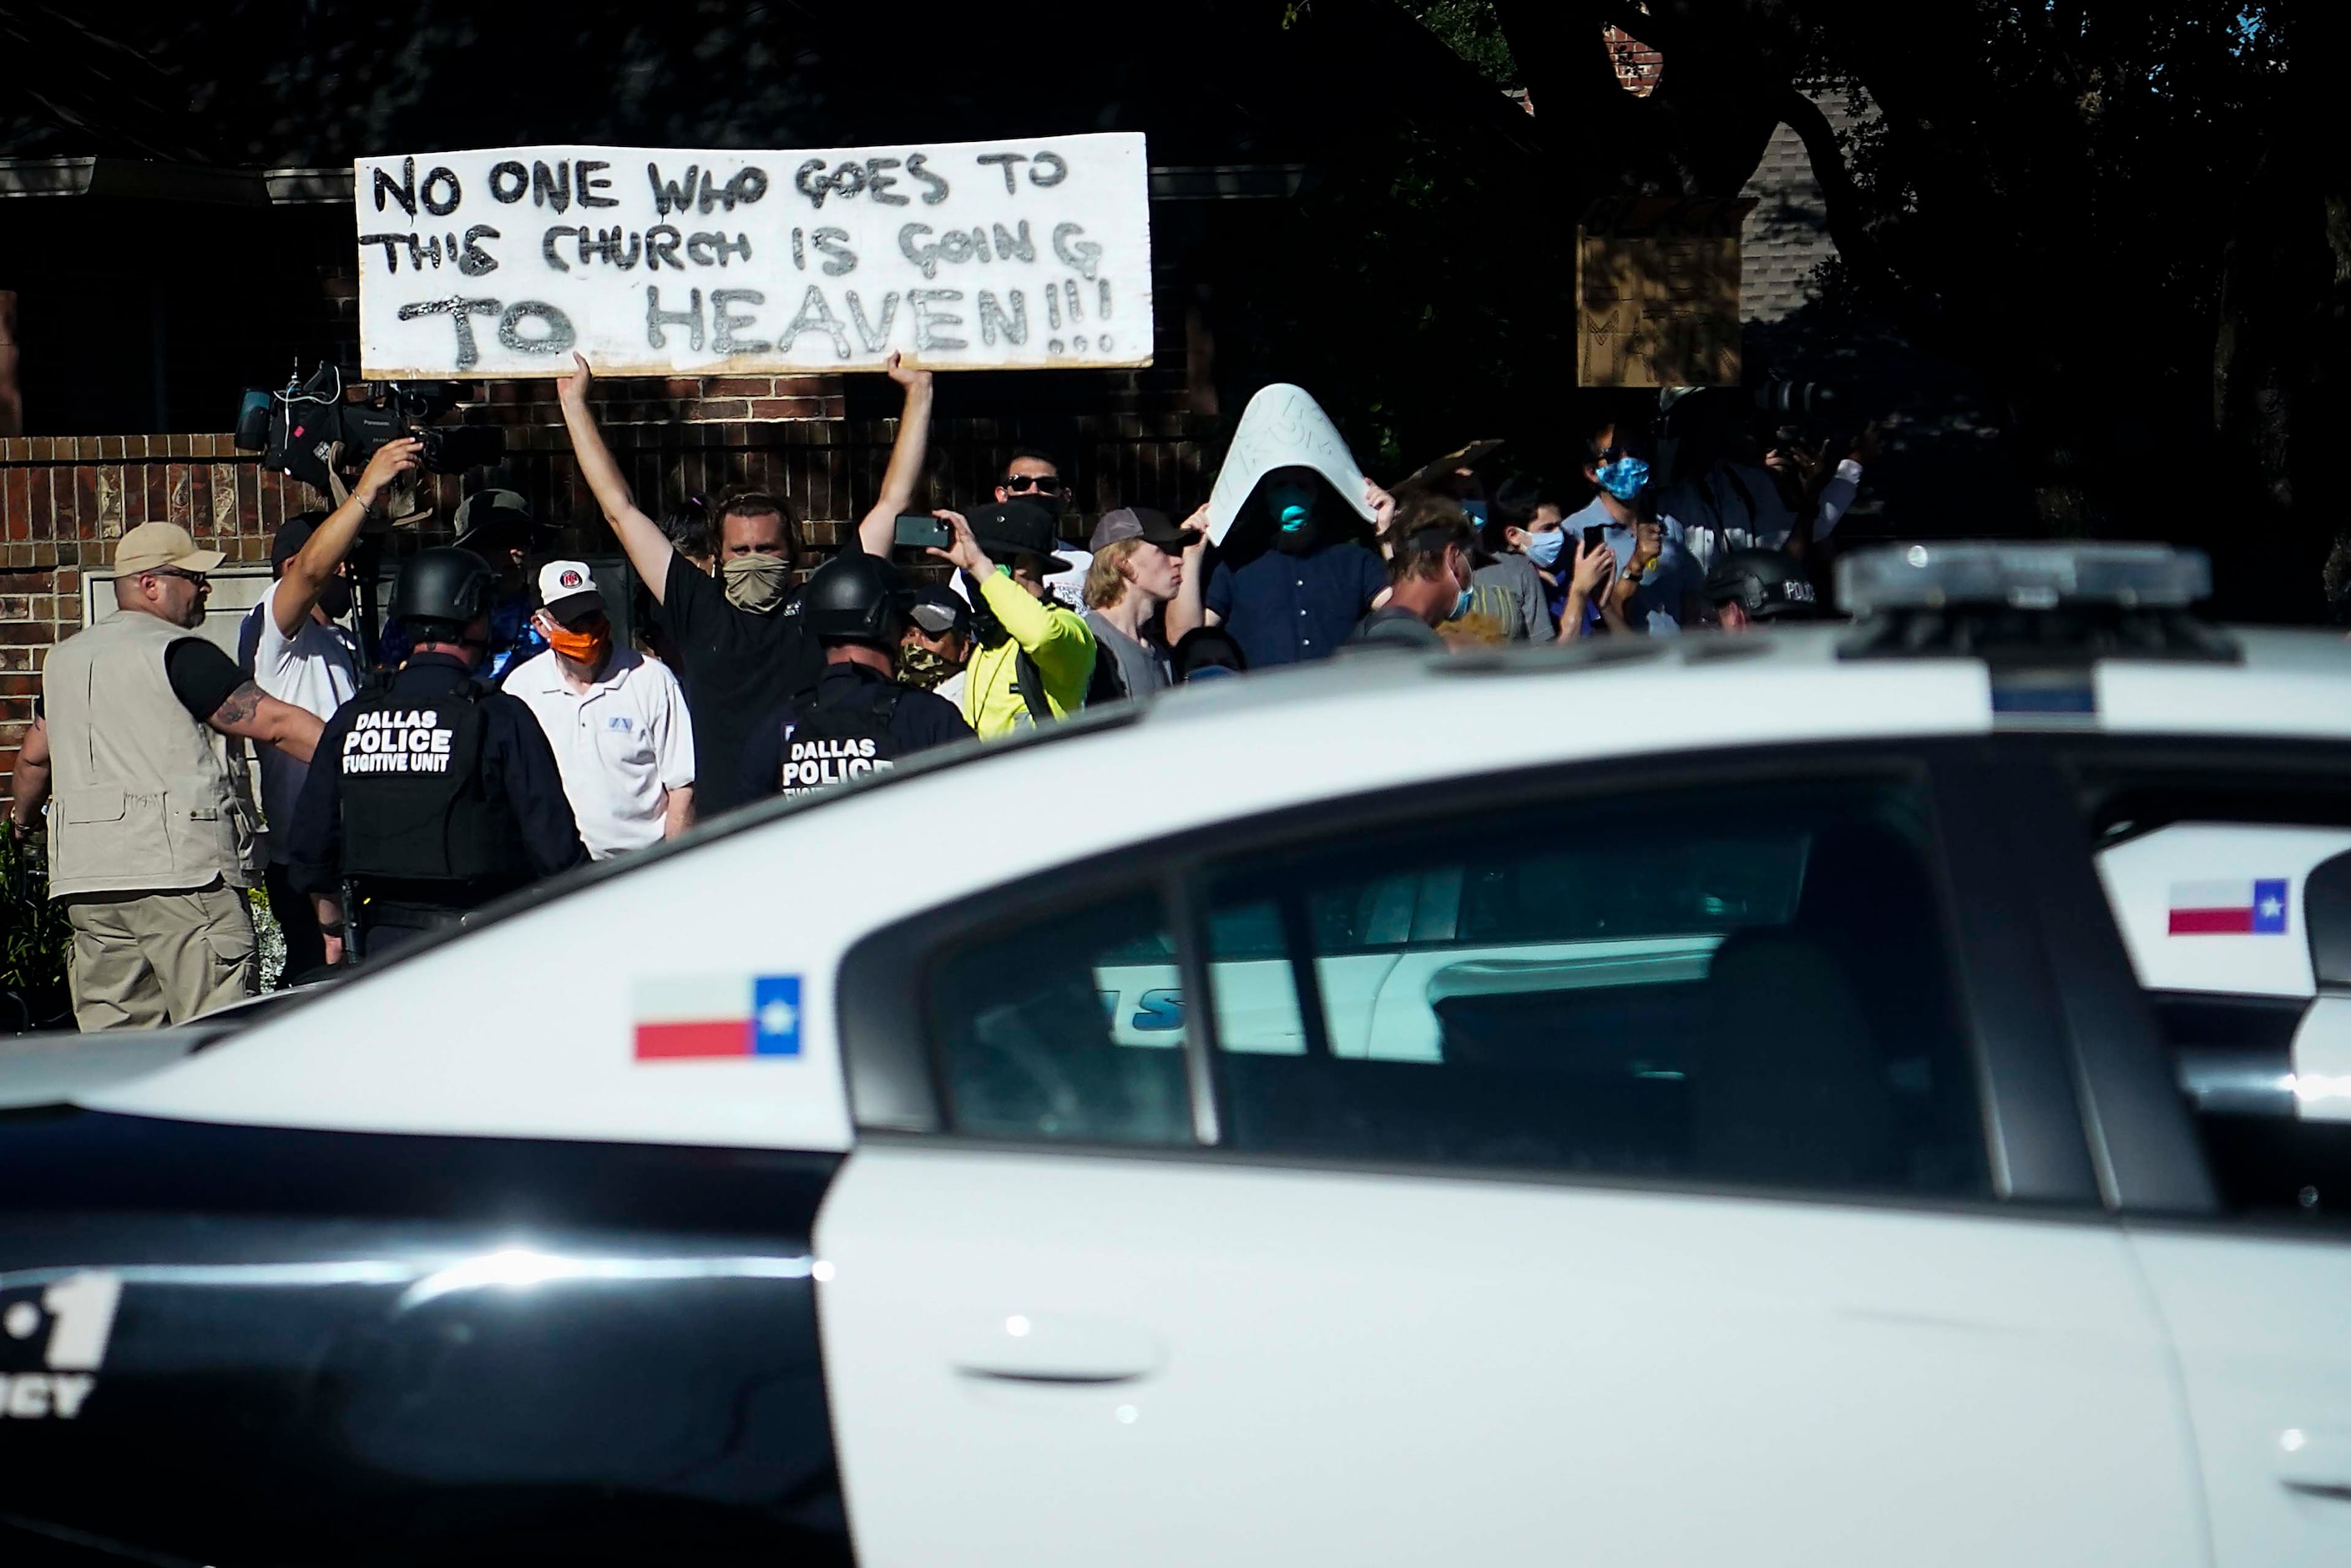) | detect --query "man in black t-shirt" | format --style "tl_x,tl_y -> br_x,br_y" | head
558,352 -> 936,817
